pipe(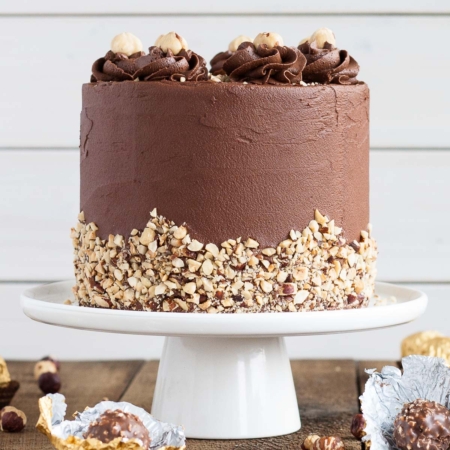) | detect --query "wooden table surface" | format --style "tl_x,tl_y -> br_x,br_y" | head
0,360 -> 396,449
